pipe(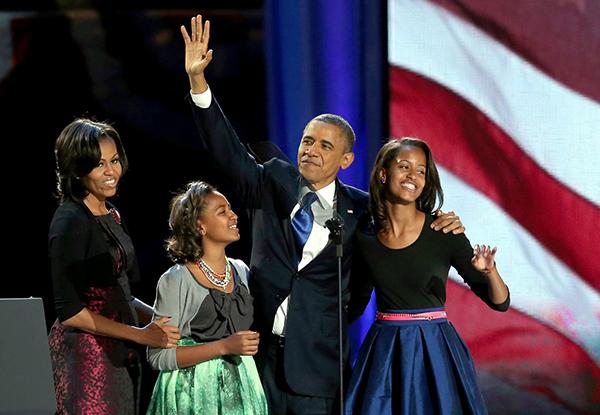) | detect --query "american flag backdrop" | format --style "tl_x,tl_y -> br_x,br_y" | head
388,0 -> 599,413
